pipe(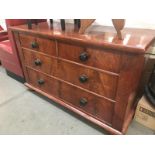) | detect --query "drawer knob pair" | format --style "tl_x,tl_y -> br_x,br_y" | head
79,98 -> 88,106
31,42 -> 38,49
79,52 -> 89,61
34,59 -> 42,66
37,79 -> 45,85
79,75 -> 88,83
